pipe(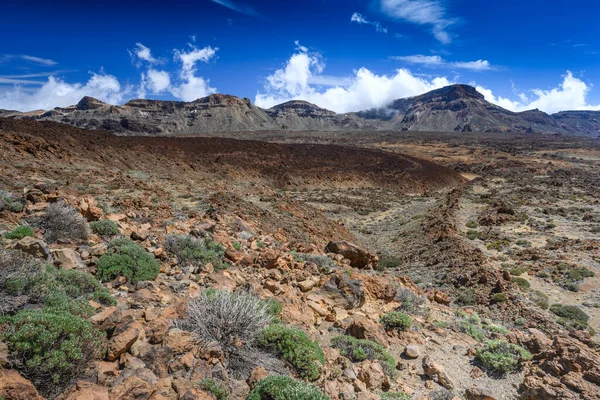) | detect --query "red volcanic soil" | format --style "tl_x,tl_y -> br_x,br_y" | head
0,118 -> 465,193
